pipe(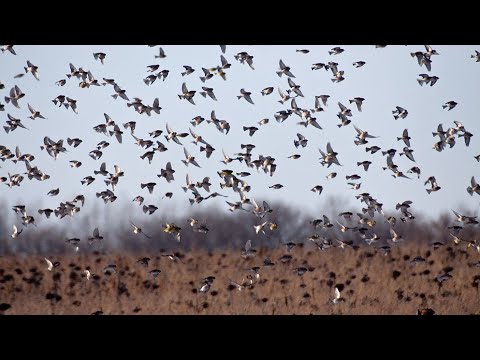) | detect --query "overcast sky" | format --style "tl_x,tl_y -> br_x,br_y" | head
1,45 -> 479,234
